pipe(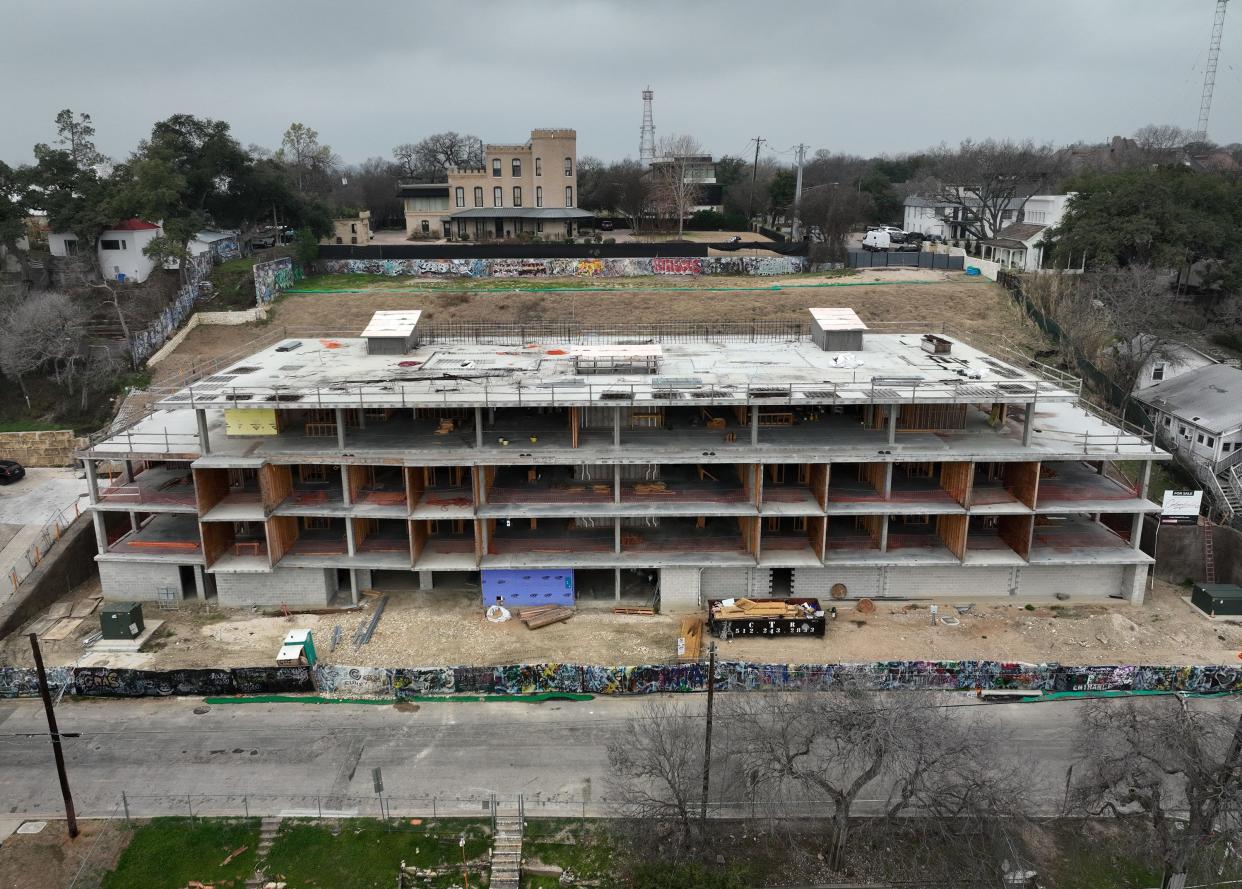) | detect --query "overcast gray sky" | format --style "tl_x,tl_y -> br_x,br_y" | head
3,0 -> 1238,167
